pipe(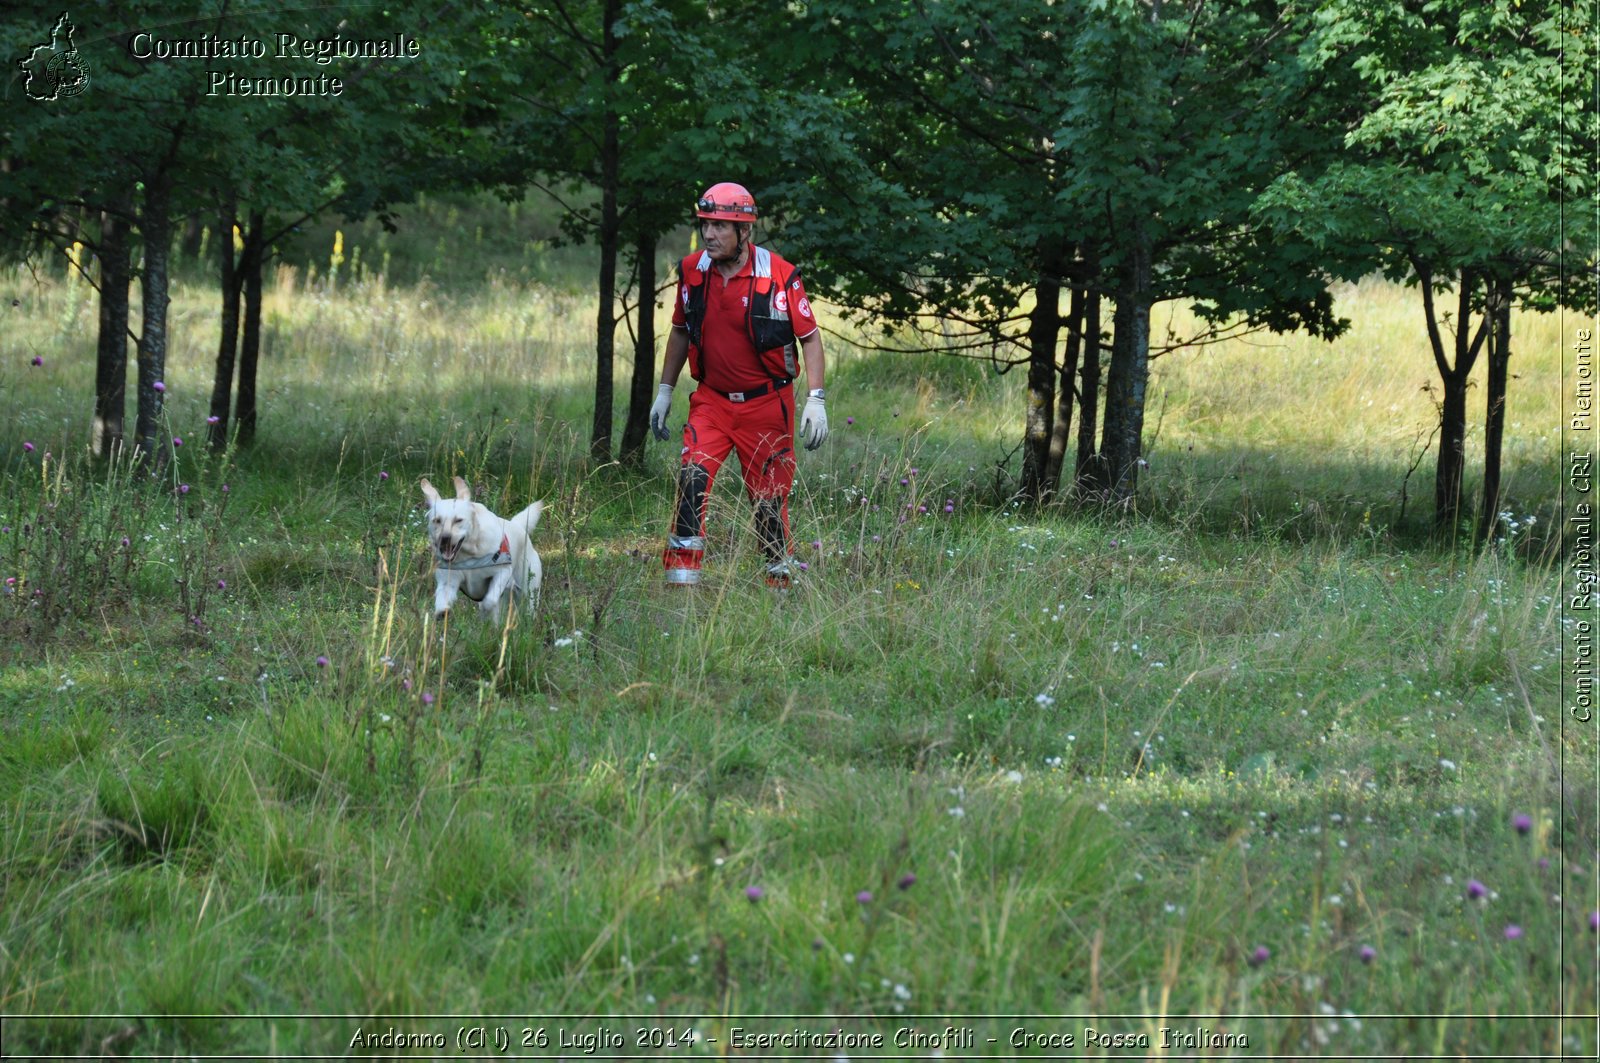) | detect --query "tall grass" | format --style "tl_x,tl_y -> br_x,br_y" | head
0,242 -> 1591,1058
